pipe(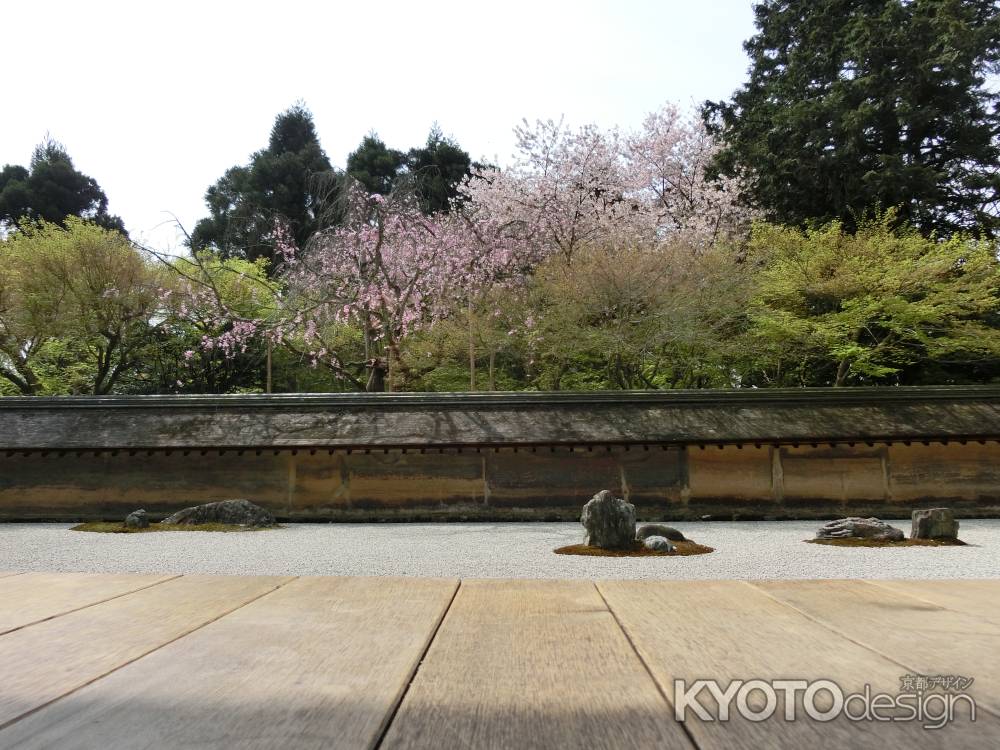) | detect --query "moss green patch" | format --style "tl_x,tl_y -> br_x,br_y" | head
70,522 -> 279,534
806,538 -> 966,548
554,540 -> 714,557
